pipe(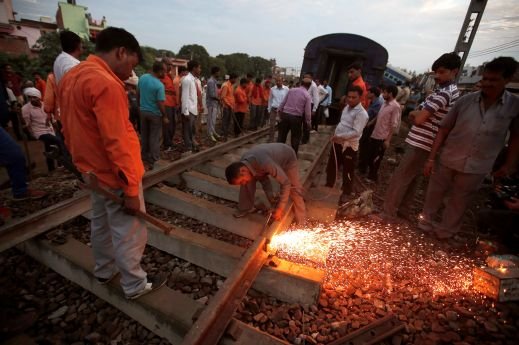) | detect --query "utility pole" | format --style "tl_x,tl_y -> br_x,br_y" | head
454,0 -> 488,81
